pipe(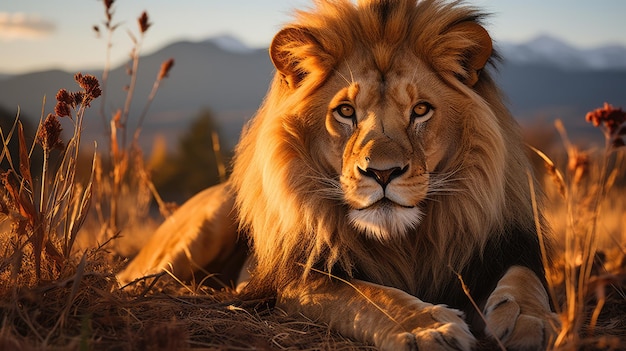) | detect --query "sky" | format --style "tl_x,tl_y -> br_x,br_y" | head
1,0 -> 626,75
